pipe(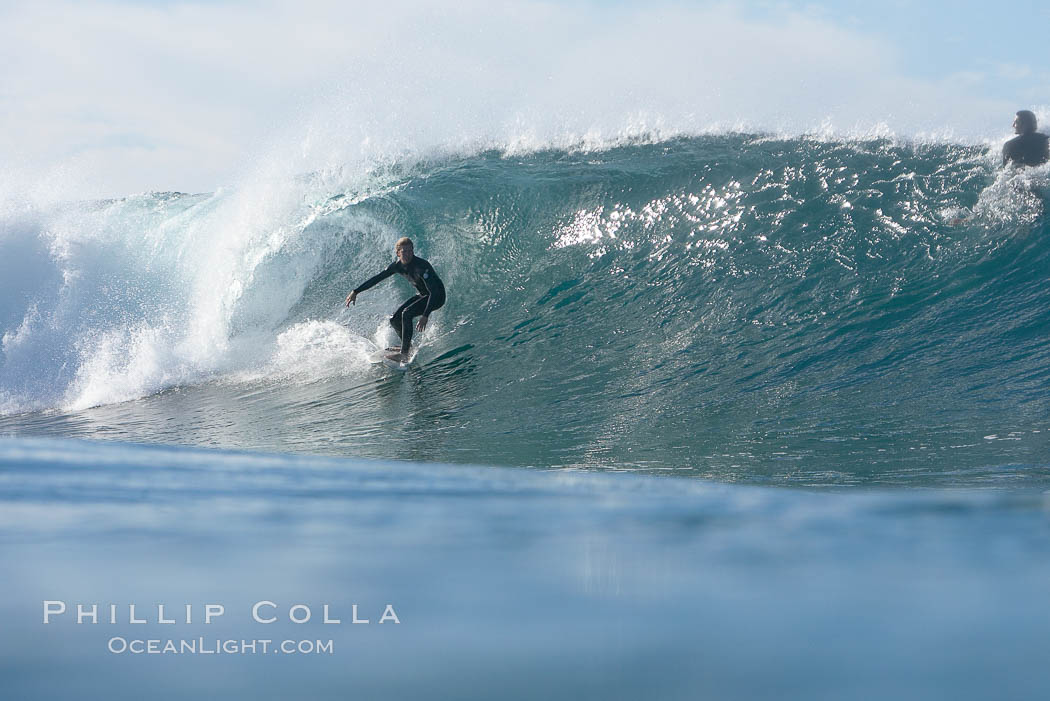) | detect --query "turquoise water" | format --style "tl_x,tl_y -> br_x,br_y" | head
3,135 -> 1050,484
3,135 -> 1050,698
